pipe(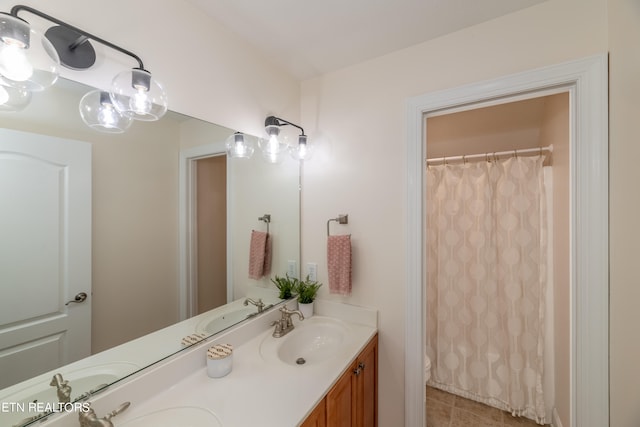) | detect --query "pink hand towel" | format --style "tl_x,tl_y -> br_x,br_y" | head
248,230 -> 270,279
327,234 -> 352,295
263,233 -> 272,276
